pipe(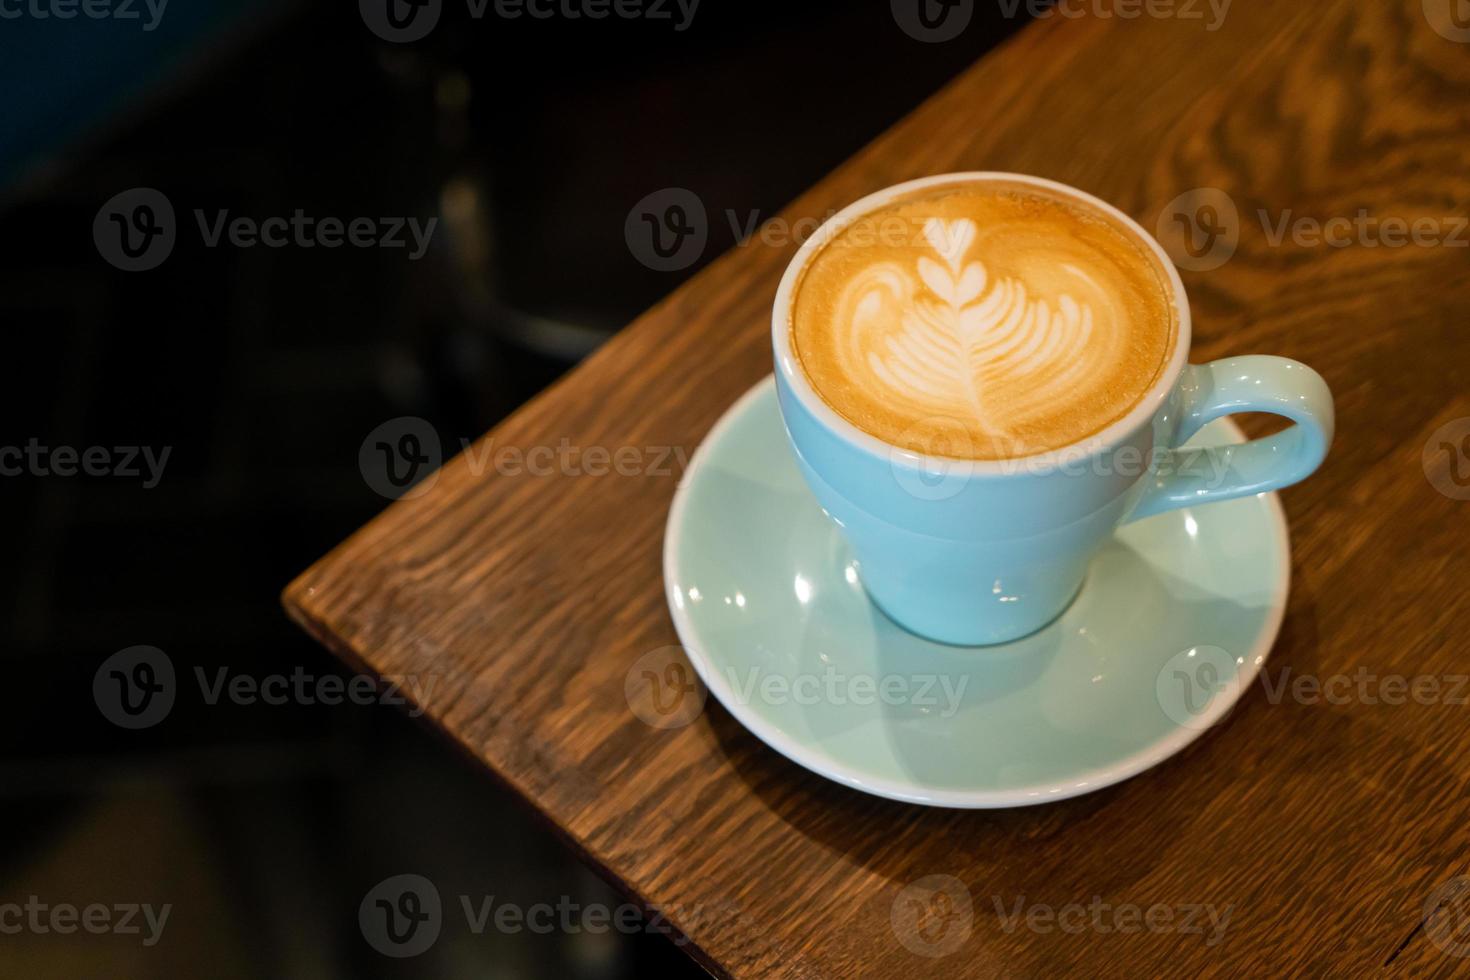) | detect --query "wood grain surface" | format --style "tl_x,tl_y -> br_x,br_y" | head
284,2 -> 1470,975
